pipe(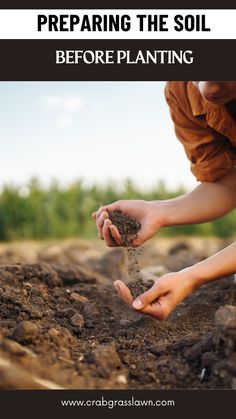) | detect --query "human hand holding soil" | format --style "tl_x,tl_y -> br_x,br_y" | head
115,241 -> 236,319
92,200 -> 163,247
114,269 -> 196,320
93,170 -> 236,248
92,177 -> 236,320
92,202 -> 202,320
